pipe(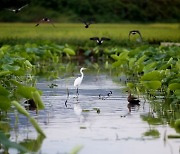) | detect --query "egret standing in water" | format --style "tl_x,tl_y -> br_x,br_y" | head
74,67 -> 86,95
